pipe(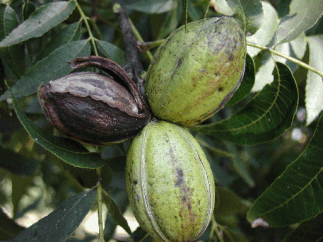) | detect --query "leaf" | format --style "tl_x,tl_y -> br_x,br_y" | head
190,62 -> 298,145
10,85 -> 105,169
252,52 -> 275,92
290,32 -> 307,60
225,54 -> 255,106
224,141 -> 255,187
214,187 -> 249,218
103,188 -> 129,240
0,4 -> 25,80
187,0 -> 205,21
0,1 -> 76,48
247,112 -> 323,227
11,189 -> 96,242
226,0 -> 263,34
210,0 -> 235,16
282,212 -> 323,242
104,192 -> 132,235
10,173 -> 34,216
36,22 -> 82,62
0,147 -> 39,176
273,33 -> 307,73
126,0 -> 177,14
247,1 -> 279,57
275,0 -> 323,45
22,1 -> 36,20
306,35 -> 323,125
156,5 -> 182,40
197,138 -> 235,159
62,163 -> 113,188
0,207 -> 25,240
97,40 -> 126,65
0,40 -> 91,101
